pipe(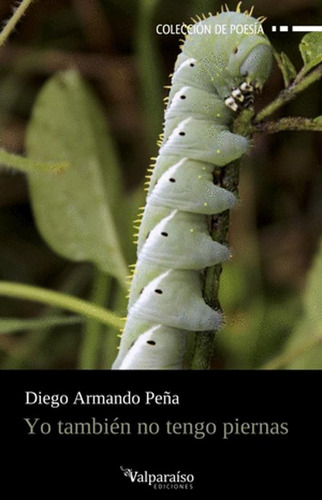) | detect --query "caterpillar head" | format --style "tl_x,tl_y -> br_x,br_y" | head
225,26 -> 273,112
230,34 -> 273,91
182,12 -> 273,111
